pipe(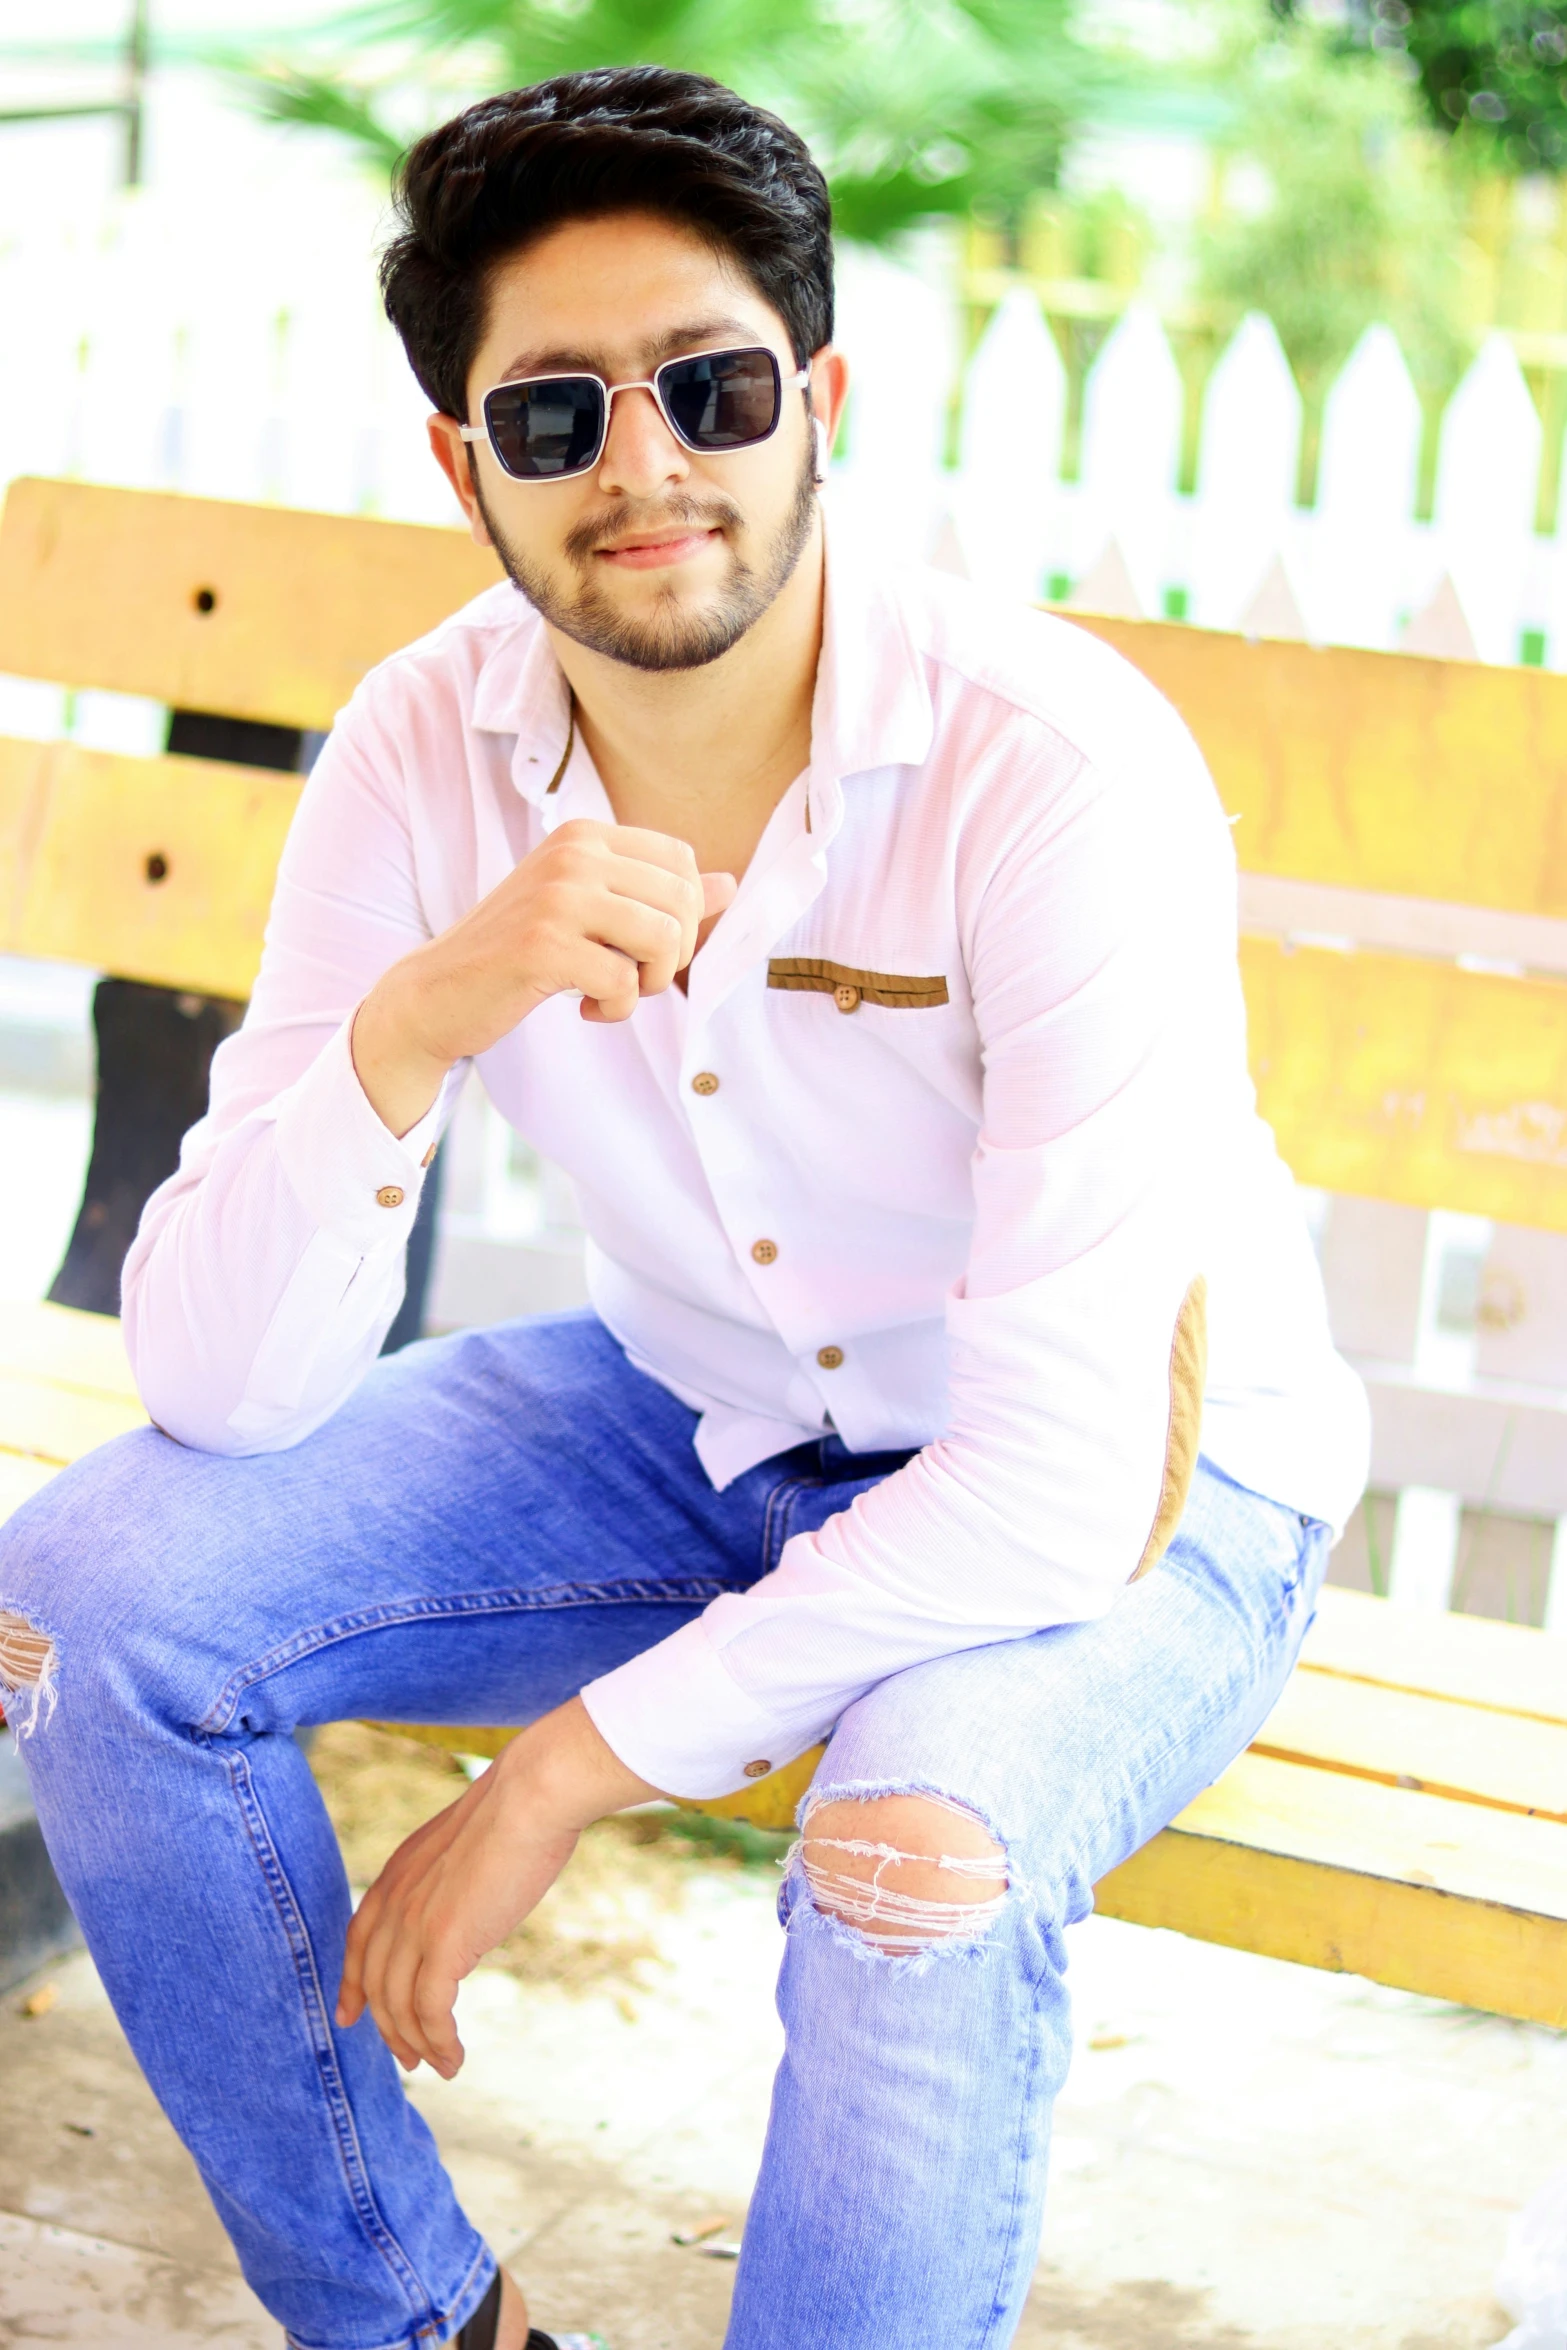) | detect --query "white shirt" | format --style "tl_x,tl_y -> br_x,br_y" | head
123,523 -> 1369,1798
